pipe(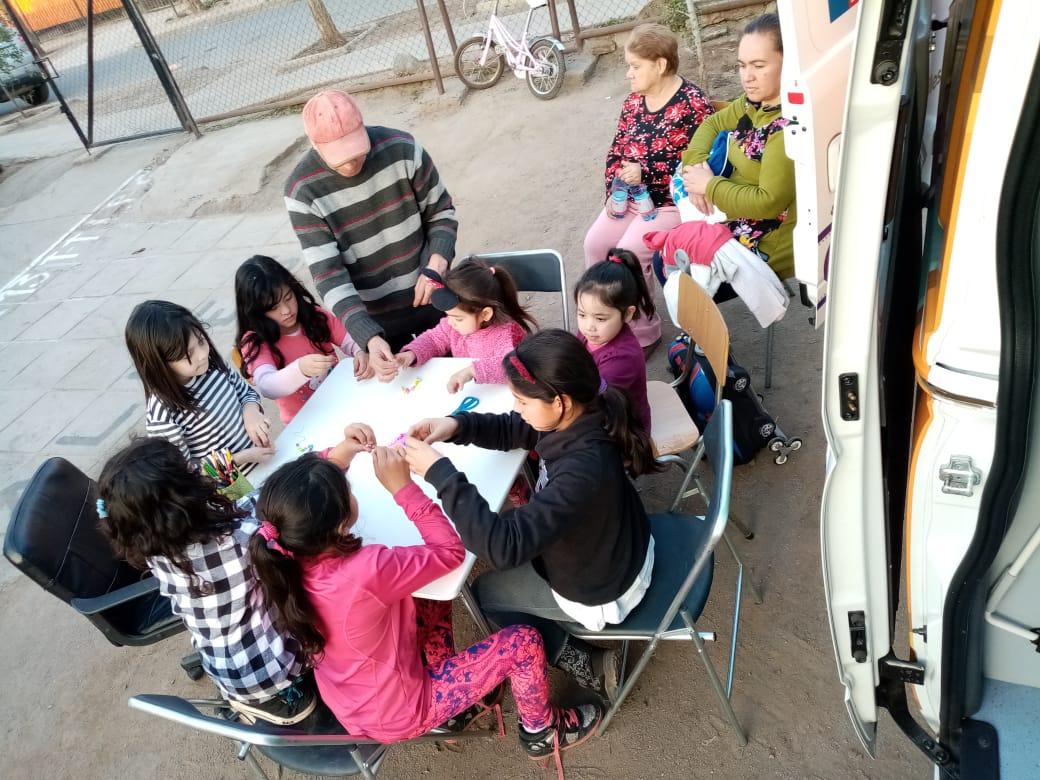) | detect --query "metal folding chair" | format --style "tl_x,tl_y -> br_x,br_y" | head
649,274 -> 753,537
459,249 -> 569,329
557,401 -> 763,742
129,694 -> 501,779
